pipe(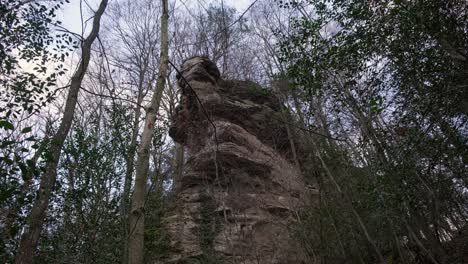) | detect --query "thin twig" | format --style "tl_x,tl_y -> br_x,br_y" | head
270,114 -> 347,141
55,25 -> 84,41
177,0 -> 259,48
80,86 -> 147,110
